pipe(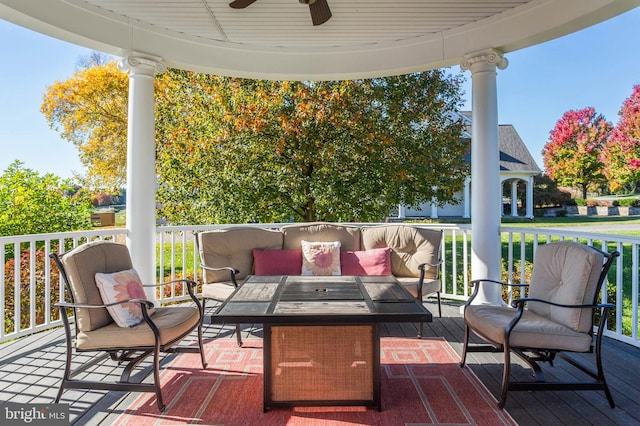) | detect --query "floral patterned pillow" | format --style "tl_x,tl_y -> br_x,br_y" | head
301,240 -> 341,276
95,268 -> 154,327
